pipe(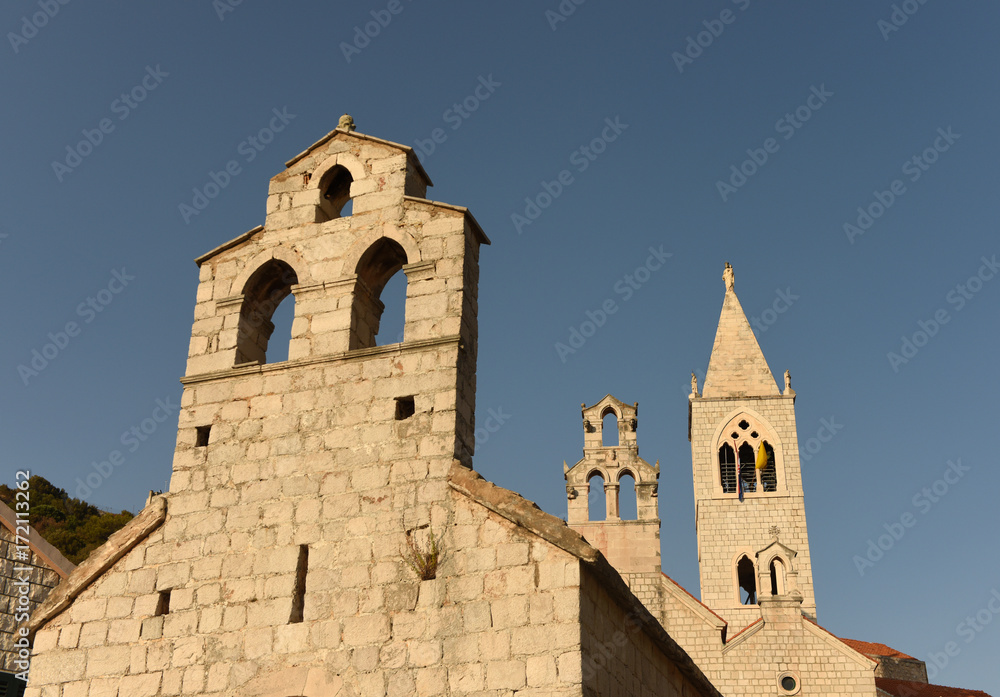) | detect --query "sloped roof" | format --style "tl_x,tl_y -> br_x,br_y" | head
876,678 -> 992,697
701,268 -> 779,398
28,496 -> 167,636
448,462 -> 723,697
283,126 -> 433,186
660,571 -> 728,627
841,638 -> 917,661
0,499 -> 75,579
